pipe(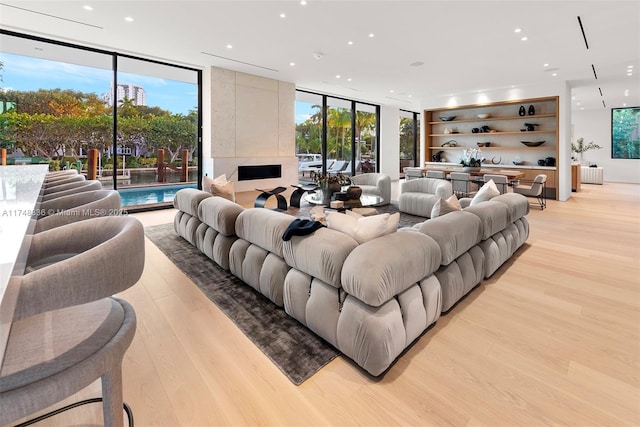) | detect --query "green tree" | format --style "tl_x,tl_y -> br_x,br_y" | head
612,108 -> 640,159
